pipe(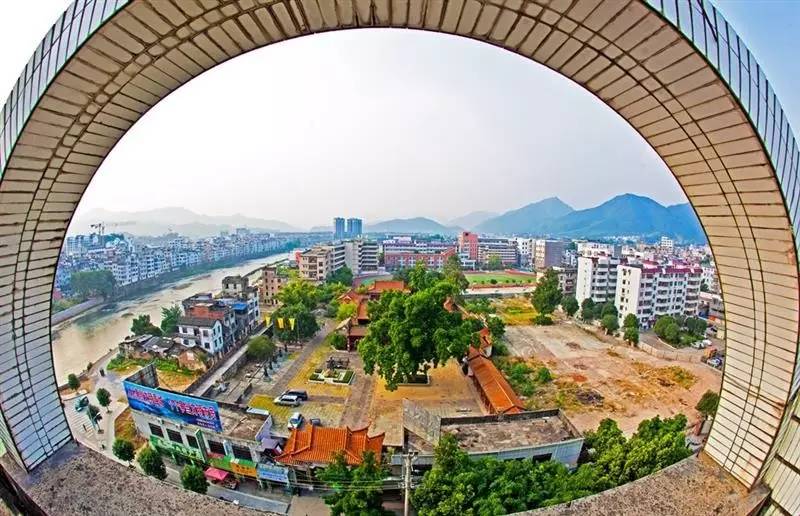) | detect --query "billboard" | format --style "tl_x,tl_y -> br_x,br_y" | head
257,463 -> 290,484
123,381 -> 223,432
